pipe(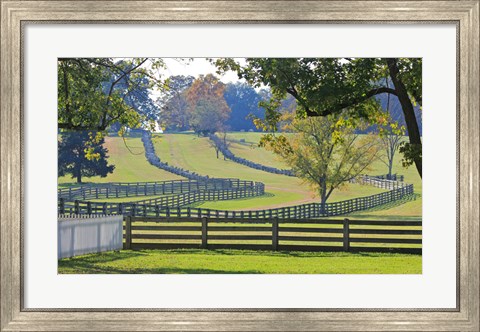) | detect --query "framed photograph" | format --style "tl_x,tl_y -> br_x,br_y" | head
1,1 -> 478,331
